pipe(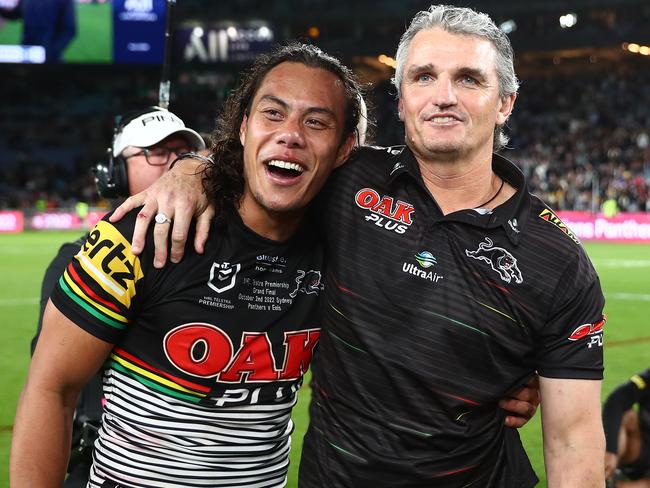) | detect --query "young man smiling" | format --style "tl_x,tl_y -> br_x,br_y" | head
11,43 -> 359,488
